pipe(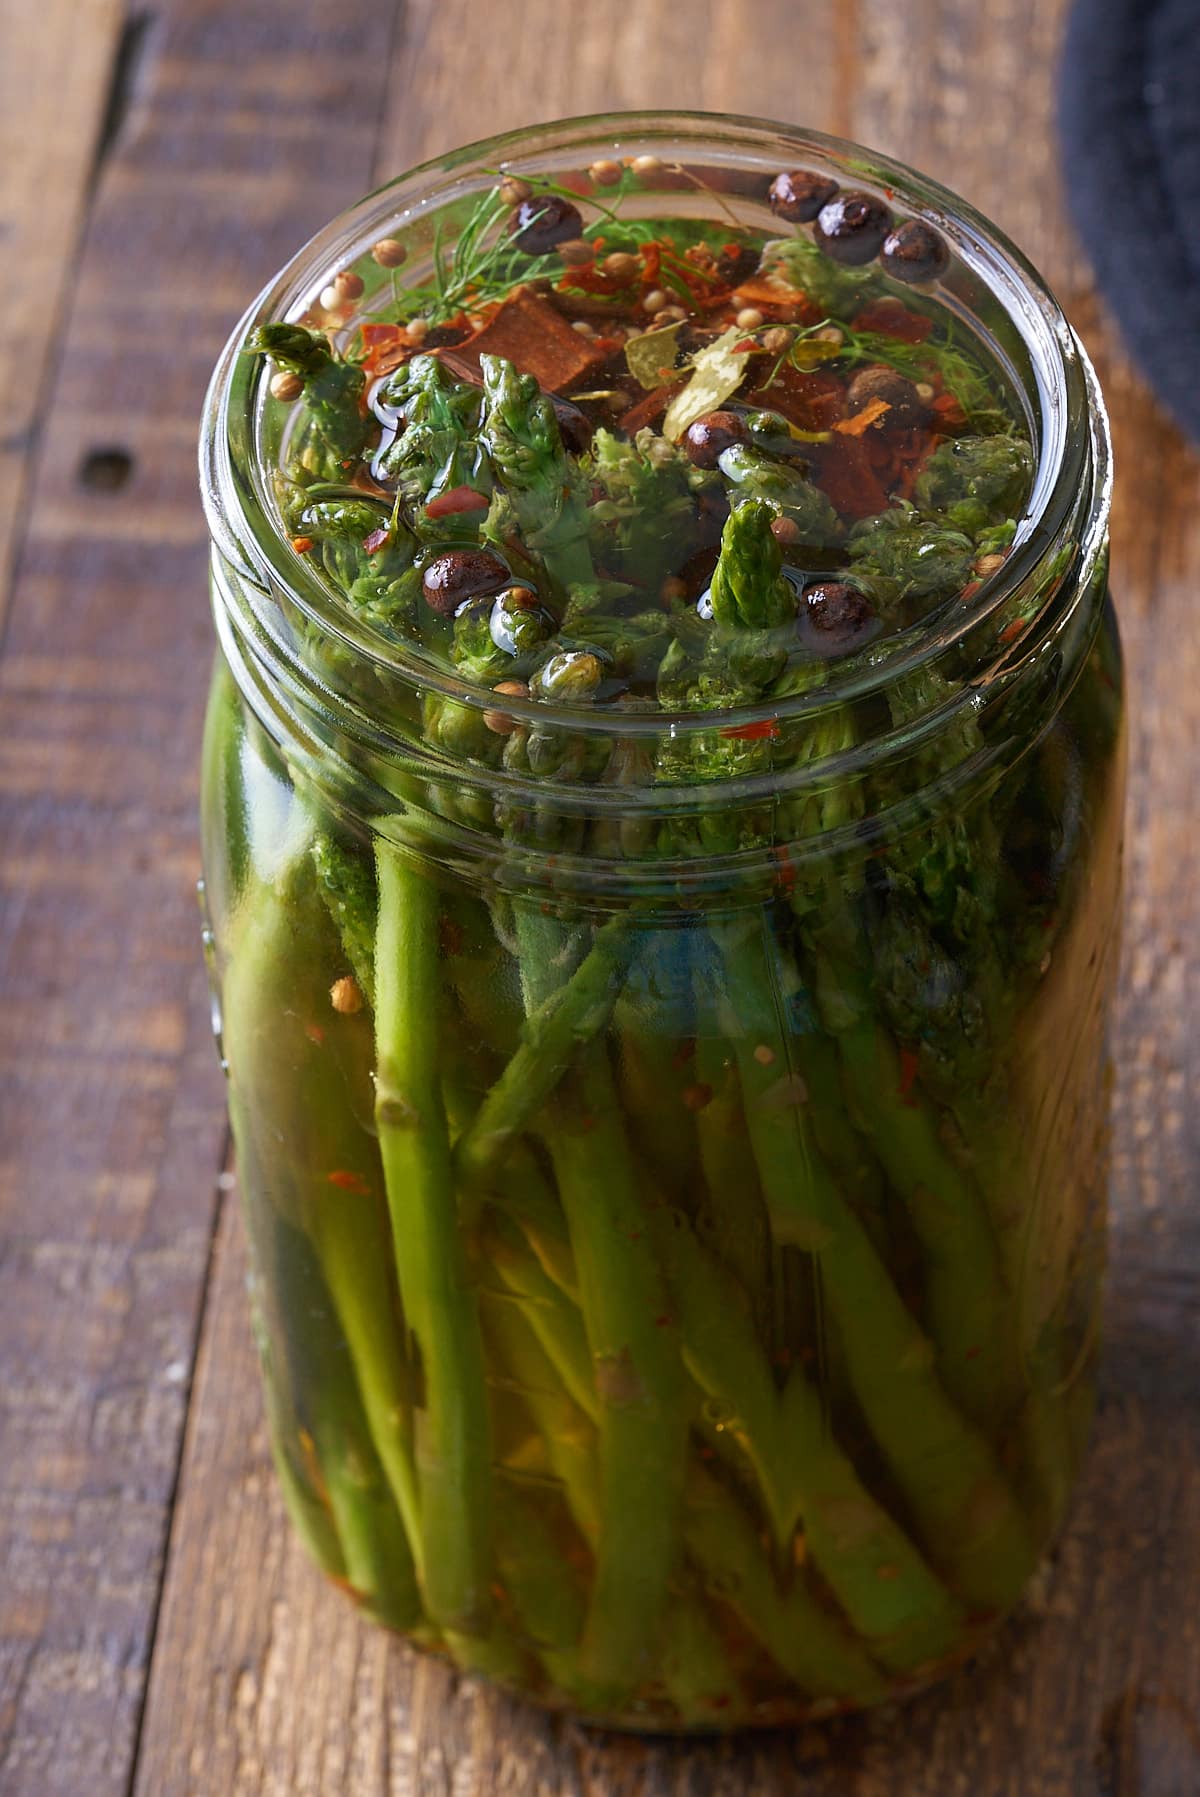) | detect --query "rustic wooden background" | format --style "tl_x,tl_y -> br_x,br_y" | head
1,1 -> 1197,1793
